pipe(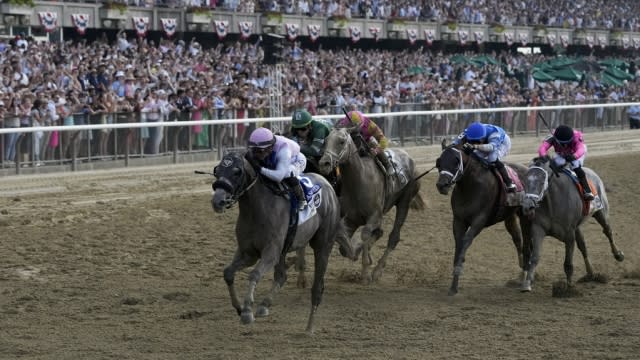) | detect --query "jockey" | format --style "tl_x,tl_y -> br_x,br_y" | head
289,109 -> 332,169
453,122 -> 516,192
337,110 -> 395,176
538,125 -> 594,201
247,127 -> 308,210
